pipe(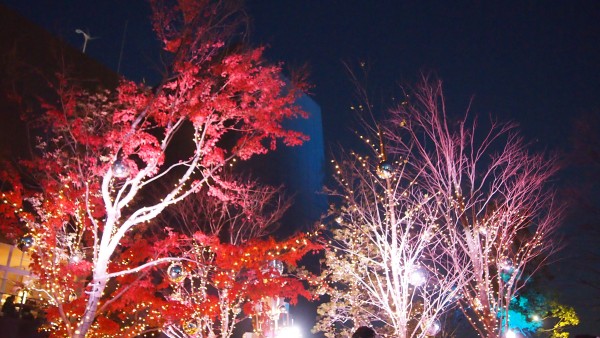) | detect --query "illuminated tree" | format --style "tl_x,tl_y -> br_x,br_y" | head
314,127 -> 468,338
161,232 -> 321,338
507,291 -> 579,337
155,176 -> 320,338
157,174 -> 291,245
544,301 -> 579,338
385,77 -> 563,338
0,0 -> 308,337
